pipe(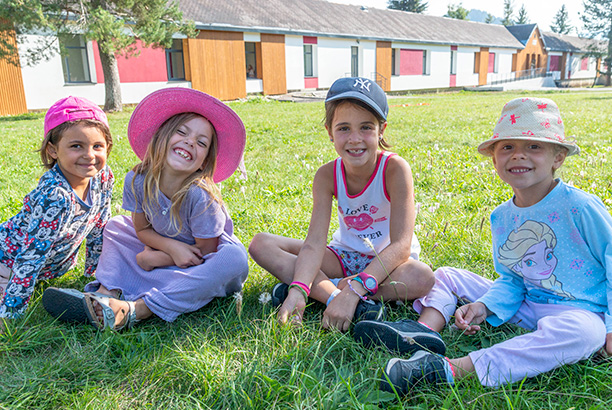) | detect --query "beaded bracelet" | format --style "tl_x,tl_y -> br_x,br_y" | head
288,284 -> 308,301
290,281 -> 311,296
347,279 -> 368,302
